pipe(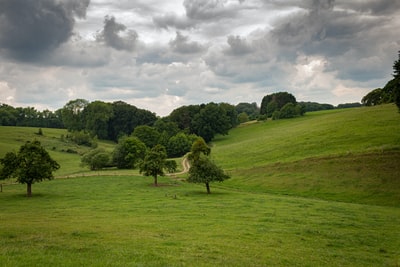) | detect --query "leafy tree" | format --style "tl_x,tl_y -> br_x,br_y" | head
393,50 -> 400,111
168,105 -> 201,131
140,145 -> 167,186
61,99 -> 89,131
187,137 -> 229,193
167,133 -> 192,157
362,88 -> 384,106
298,102 -> 334,112
237,112 -> 249,123
260,92 -> 297,117
132,125 -> 161,148
153,119 -> 180,138
188,157 -> 230,194
235,102 -> 259,120
0,140 -> 60,197
108,101 -> 157,141
83,101 -> 113,139
191,103 -> 232,142
81,148 -> 111,170
113,136 -> 147,169
189,137 -> 210,161
164,160 -> 178,173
